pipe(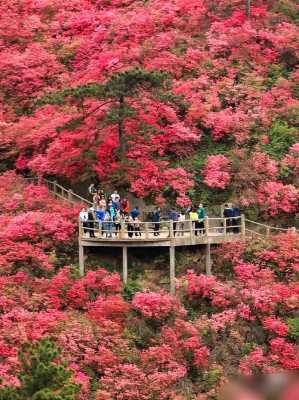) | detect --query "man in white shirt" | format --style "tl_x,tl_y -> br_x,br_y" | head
79,208 -> 89,234
178,212 -> 186,236
111,190 -> 120,203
